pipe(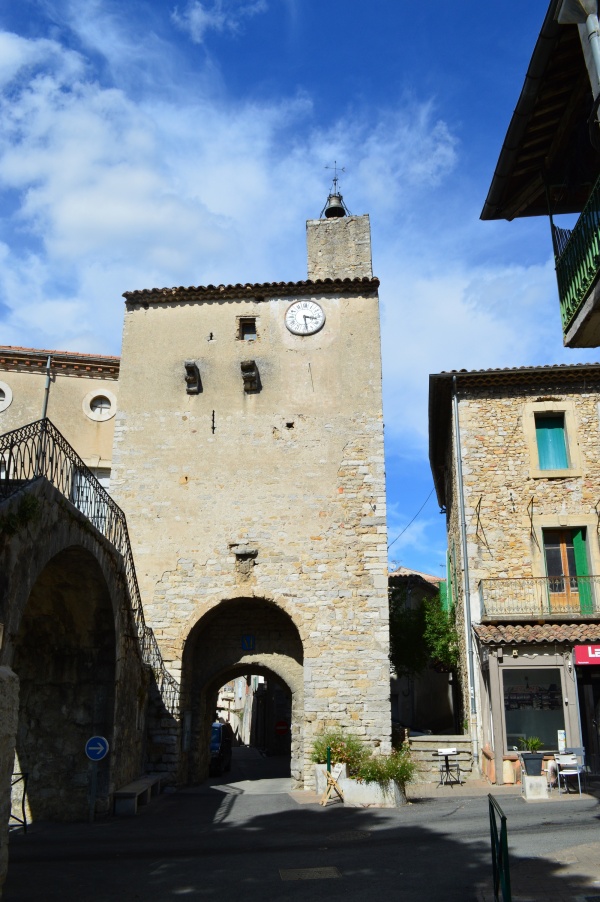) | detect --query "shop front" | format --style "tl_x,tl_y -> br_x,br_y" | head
574,644 -> 600,775
476,626 -> 585,784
